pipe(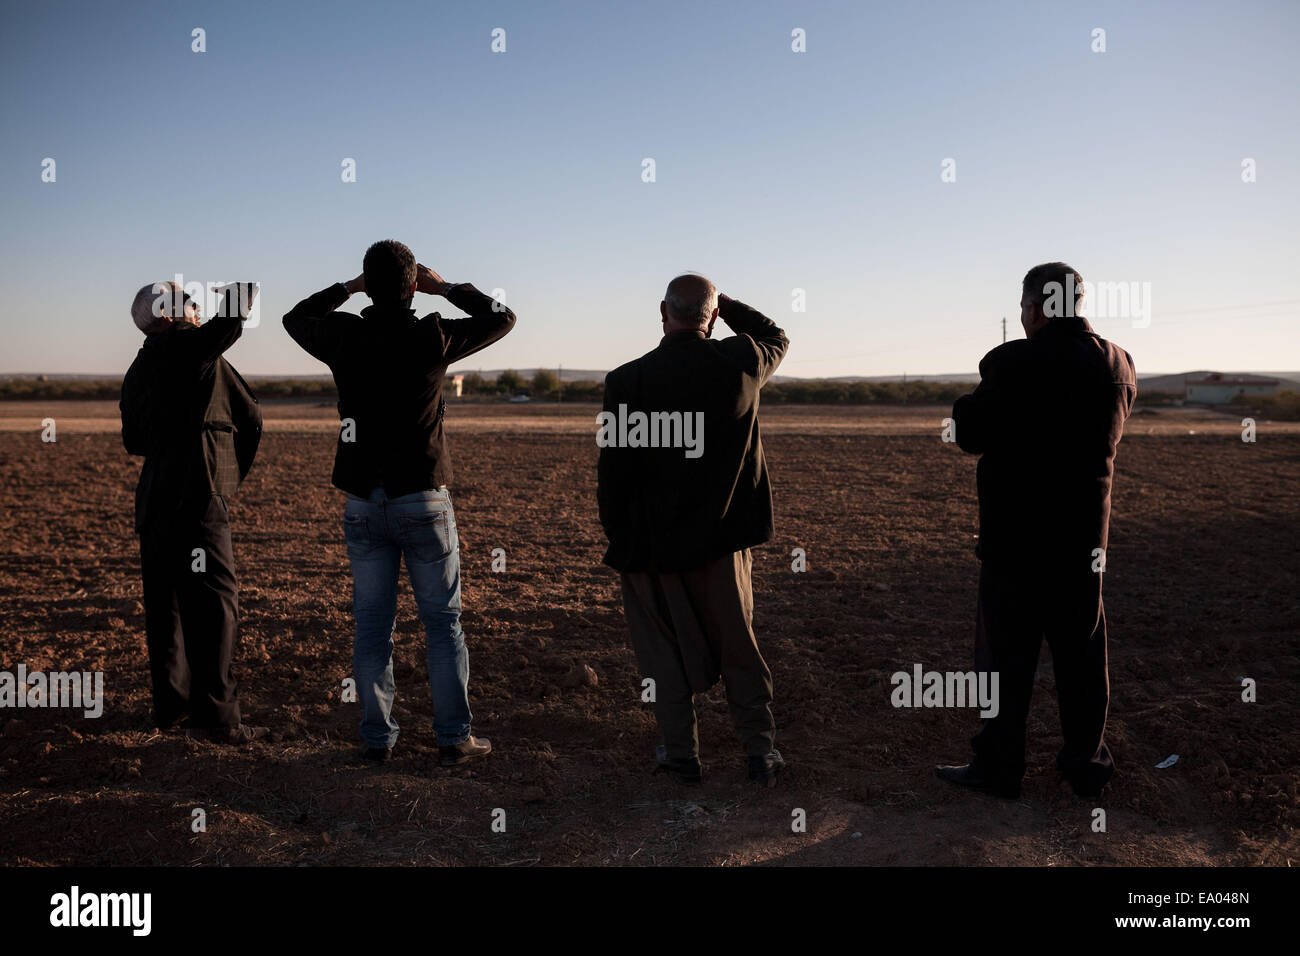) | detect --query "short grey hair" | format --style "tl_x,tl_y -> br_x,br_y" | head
663,273 -> 718,327
130,281 -> 176,334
